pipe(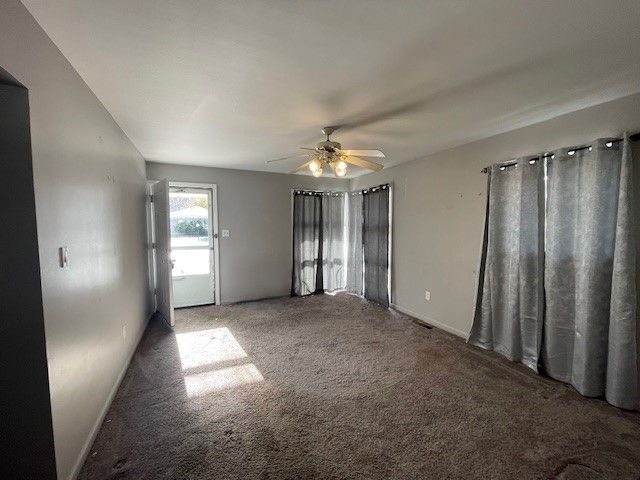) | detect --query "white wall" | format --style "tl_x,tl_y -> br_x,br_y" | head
351,92 -> 640,338
0,2 -> 150,479
146,162 -> 349,303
